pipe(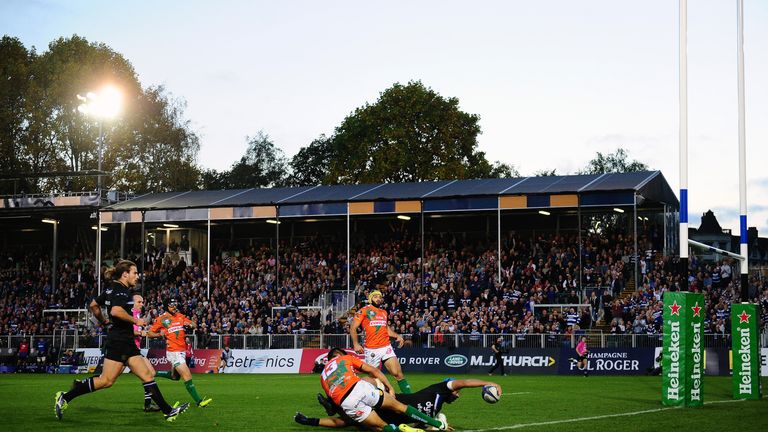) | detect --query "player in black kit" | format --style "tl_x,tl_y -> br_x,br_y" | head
54,260 -> 189,422
296,378 -> 502,429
